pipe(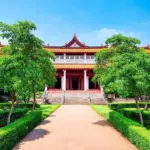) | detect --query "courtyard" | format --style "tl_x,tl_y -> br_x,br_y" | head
13,105 -> 136,150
